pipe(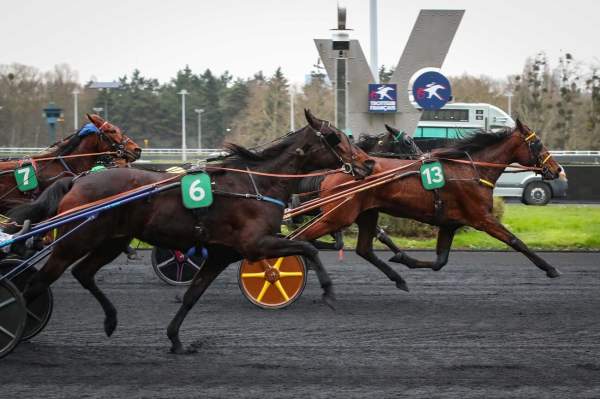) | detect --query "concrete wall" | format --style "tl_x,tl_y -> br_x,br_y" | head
315,9 -> 464,137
